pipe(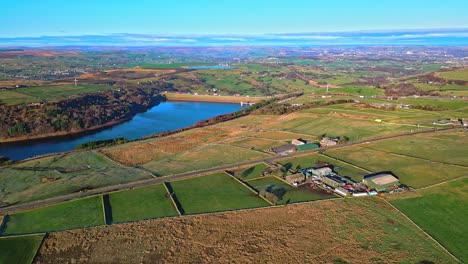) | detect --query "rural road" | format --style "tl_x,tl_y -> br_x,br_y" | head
0,127 -> 457,215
